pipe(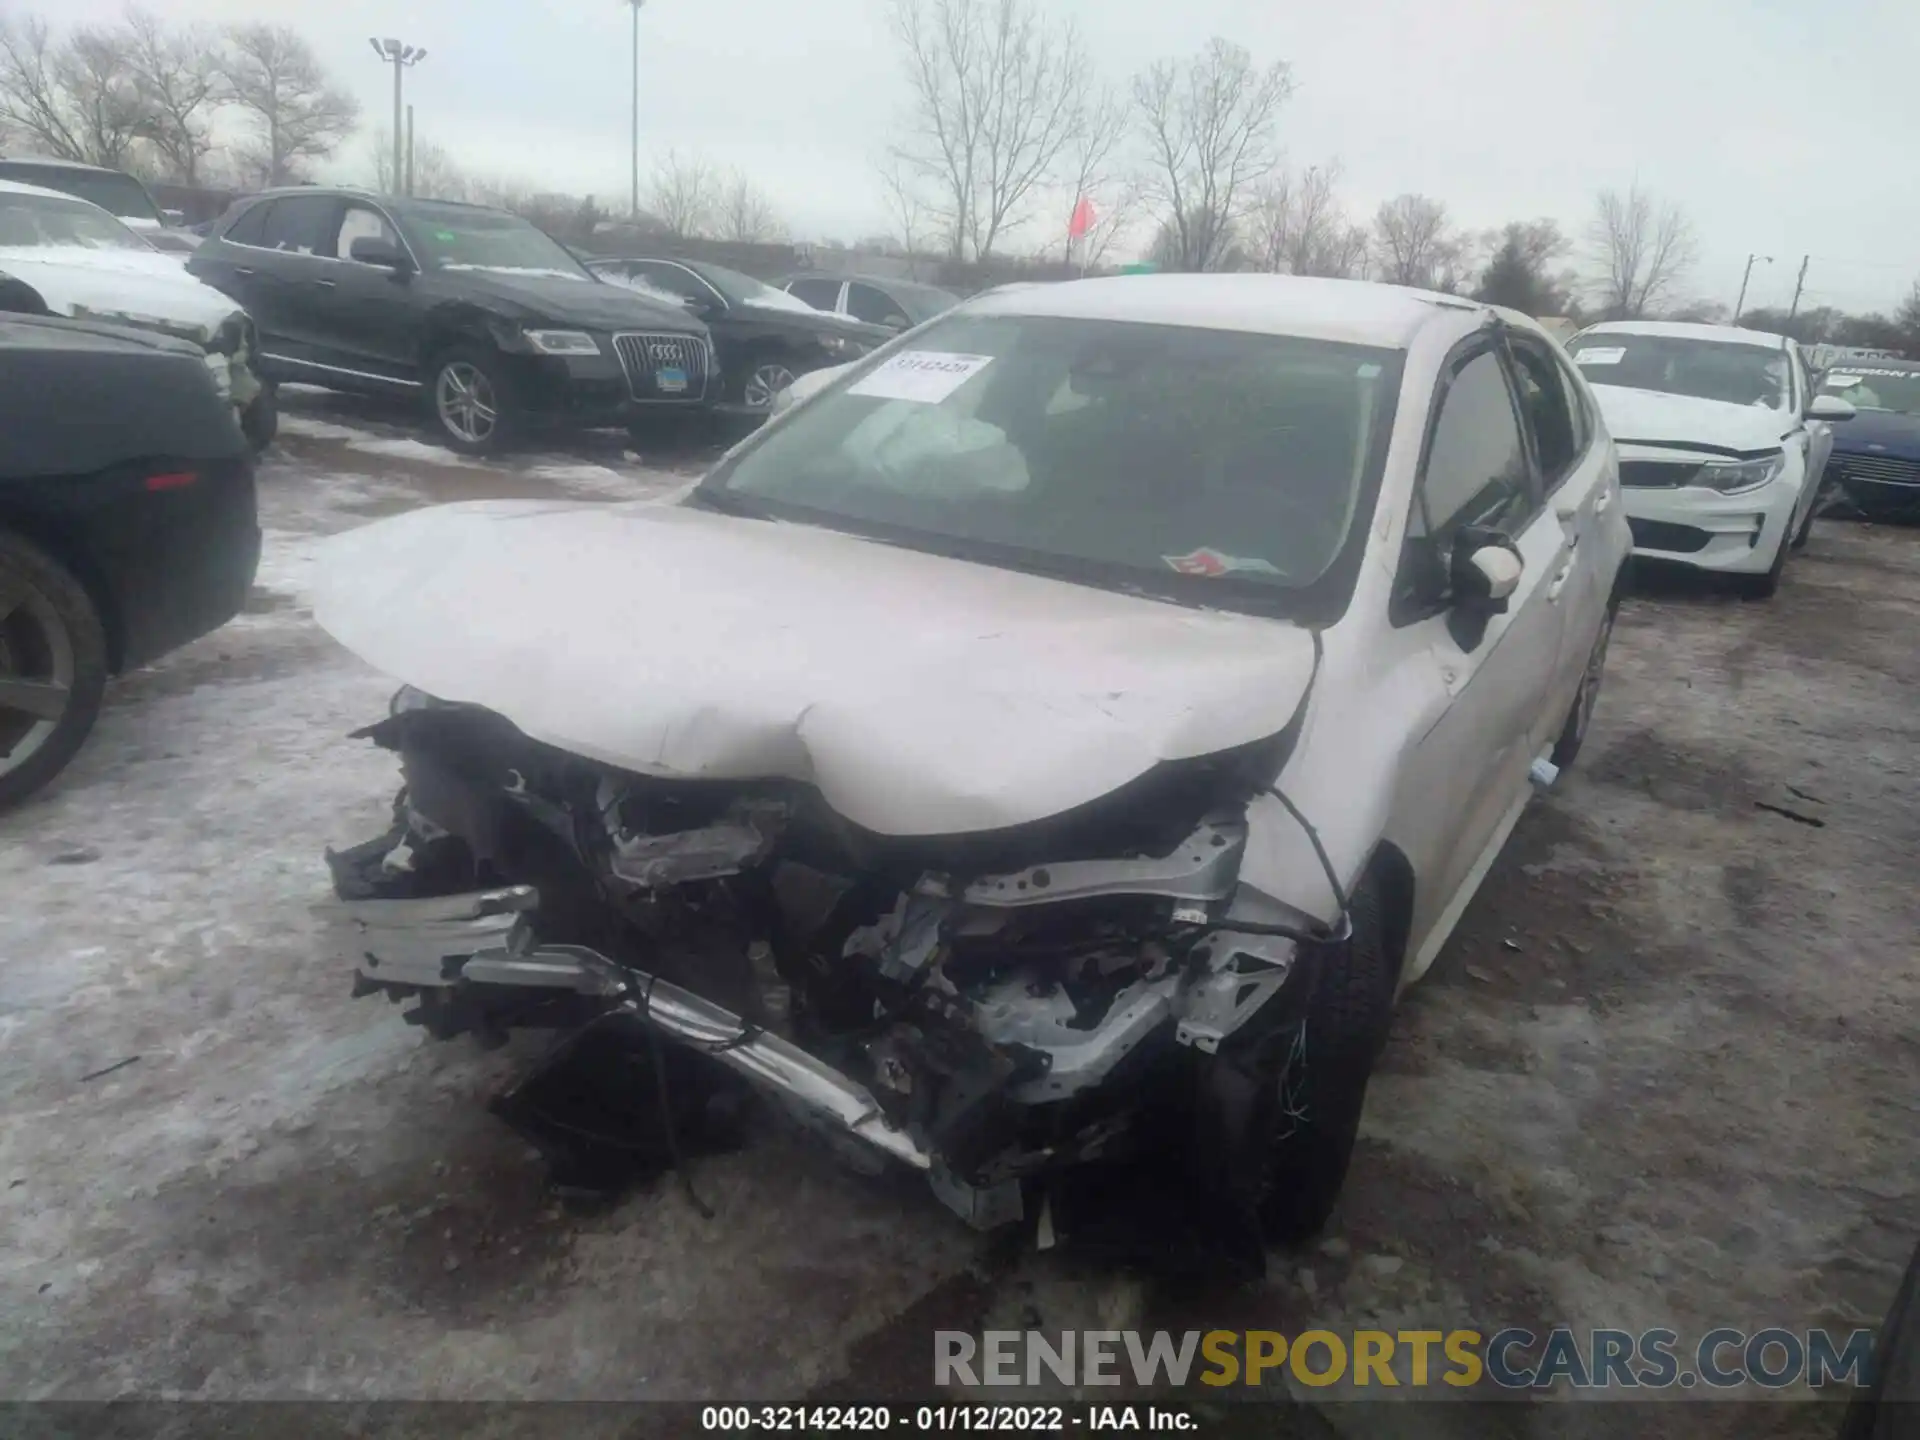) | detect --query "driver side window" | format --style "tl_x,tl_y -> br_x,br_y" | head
1397,346 -> 1536,614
